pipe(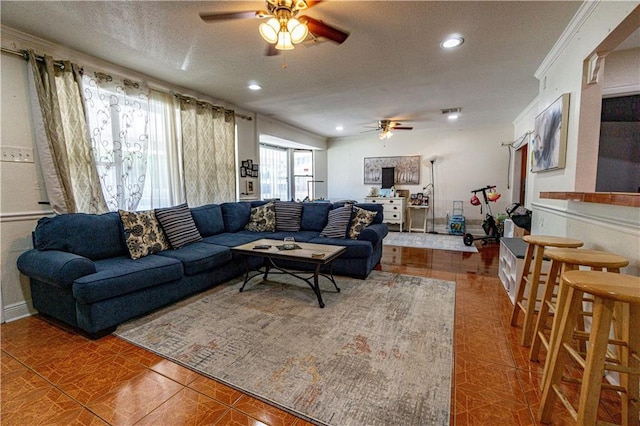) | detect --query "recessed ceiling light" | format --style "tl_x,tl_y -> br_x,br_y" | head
442,107 -> 462,120
248,83 -> 262,91
441,36 -> 464,49
336,125 -> 344,131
